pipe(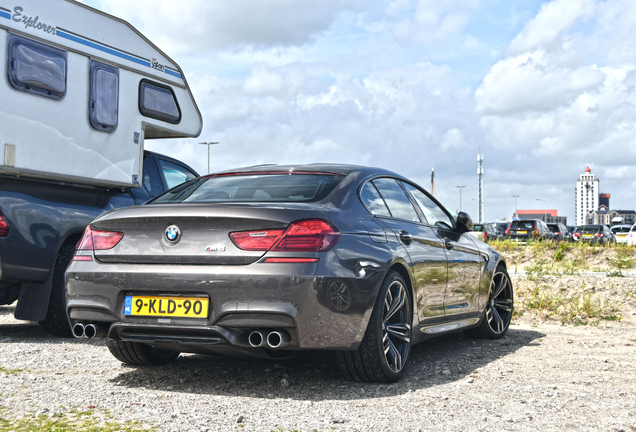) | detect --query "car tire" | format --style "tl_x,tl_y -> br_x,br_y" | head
464,265 -> 513,339
39,244 -> 75,337
107,339 -> 180,366
336,270 -> 412,383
